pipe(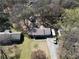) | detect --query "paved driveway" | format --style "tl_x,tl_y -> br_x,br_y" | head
47,38 -> 59,59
